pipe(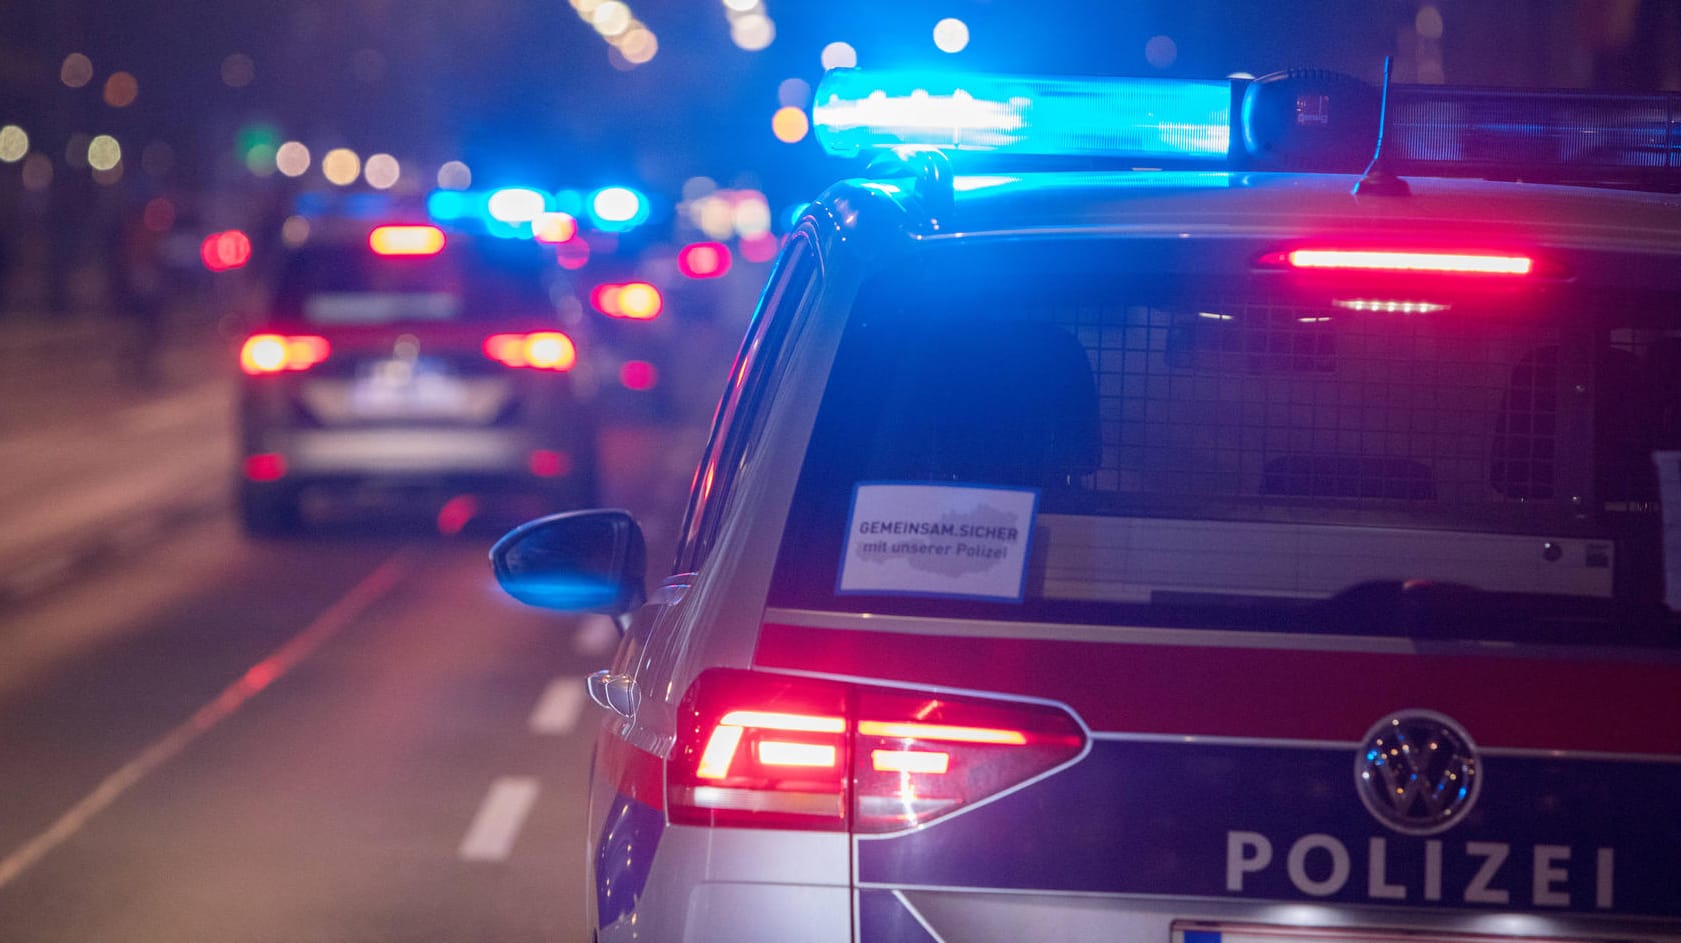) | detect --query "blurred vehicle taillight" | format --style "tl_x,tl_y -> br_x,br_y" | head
240,334 -> 330,375
667,668 -> 1086,833
482,331 -> 577,371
